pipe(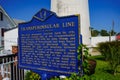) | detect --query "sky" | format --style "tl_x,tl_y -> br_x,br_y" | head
0,0 -> 120,33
